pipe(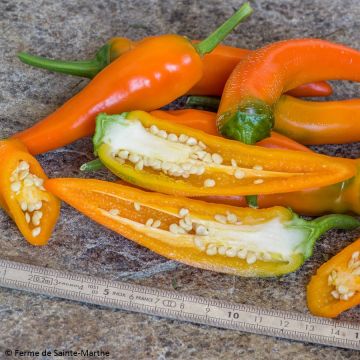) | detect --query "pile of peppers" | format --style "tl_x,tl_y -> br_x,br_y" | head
2,2 -> 360,318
